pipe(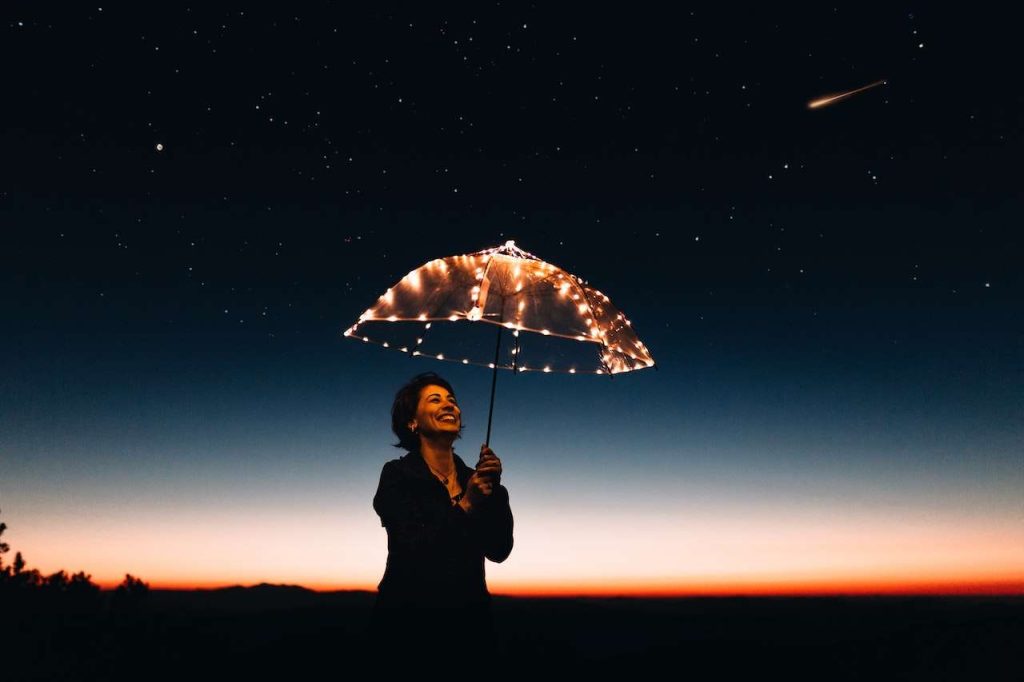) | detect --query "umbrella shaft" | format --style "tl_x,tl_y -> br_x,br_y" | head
485,324 -> 502,447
